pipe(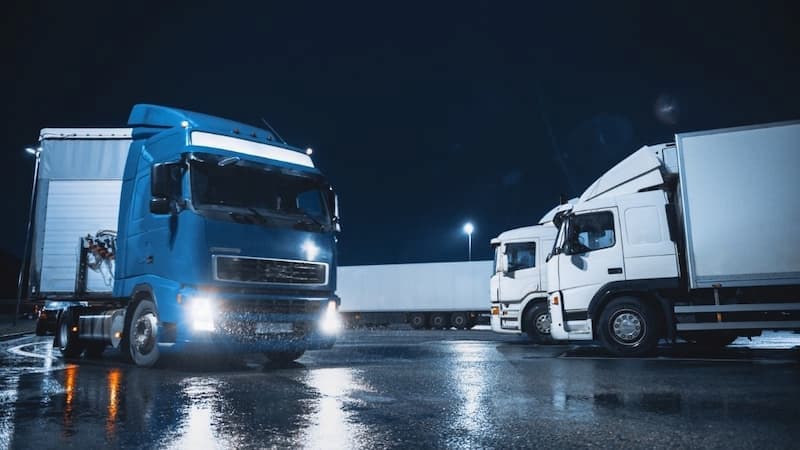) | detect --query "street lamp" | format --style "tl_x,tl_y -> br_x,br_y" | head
463,222 -> 474,261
